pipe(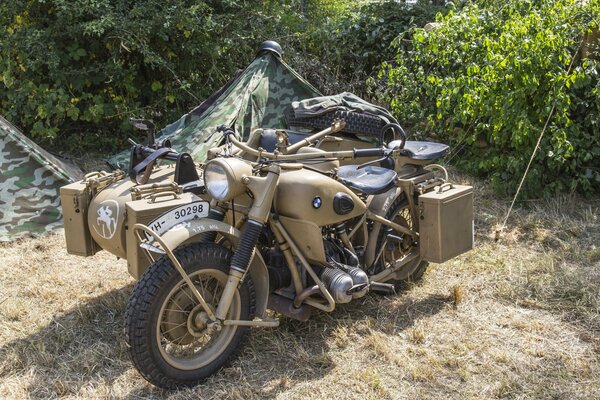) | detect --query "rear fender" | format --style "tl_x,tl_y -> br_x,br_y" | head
365,187 -> 404,267
155,219 -> 270,318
